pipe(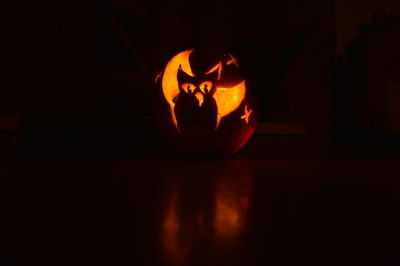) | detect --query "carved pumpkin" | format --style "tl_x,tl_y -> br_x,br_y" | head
153,47 -> 257,155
